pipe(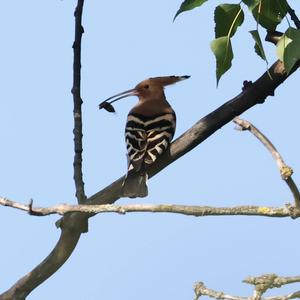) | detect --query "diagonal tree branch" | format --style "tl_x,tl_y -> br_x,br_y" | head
233,117 -> 300,208
287,2 -> 300,29
1,197 -> 300,219
2,60 -> 299,299
87,59 -> 298,206
0,217 -> 83,300
244,274 -> 300,289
